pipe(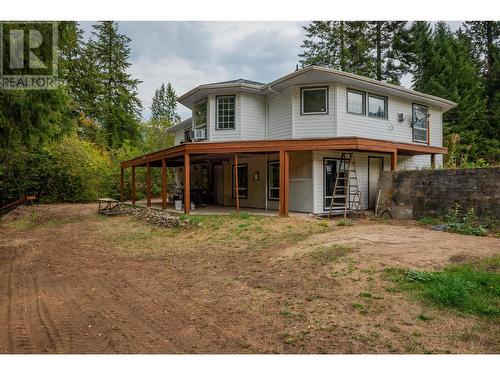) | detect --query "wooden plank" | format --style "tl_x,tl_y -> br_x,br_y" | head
146,162 -> 151,208
235,154 -> 239,214
184,152 -> 190,214
161,158 -> 167,210
279,150 -> 285,216
131,166 -> 136,205
391,150 -> 398,171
